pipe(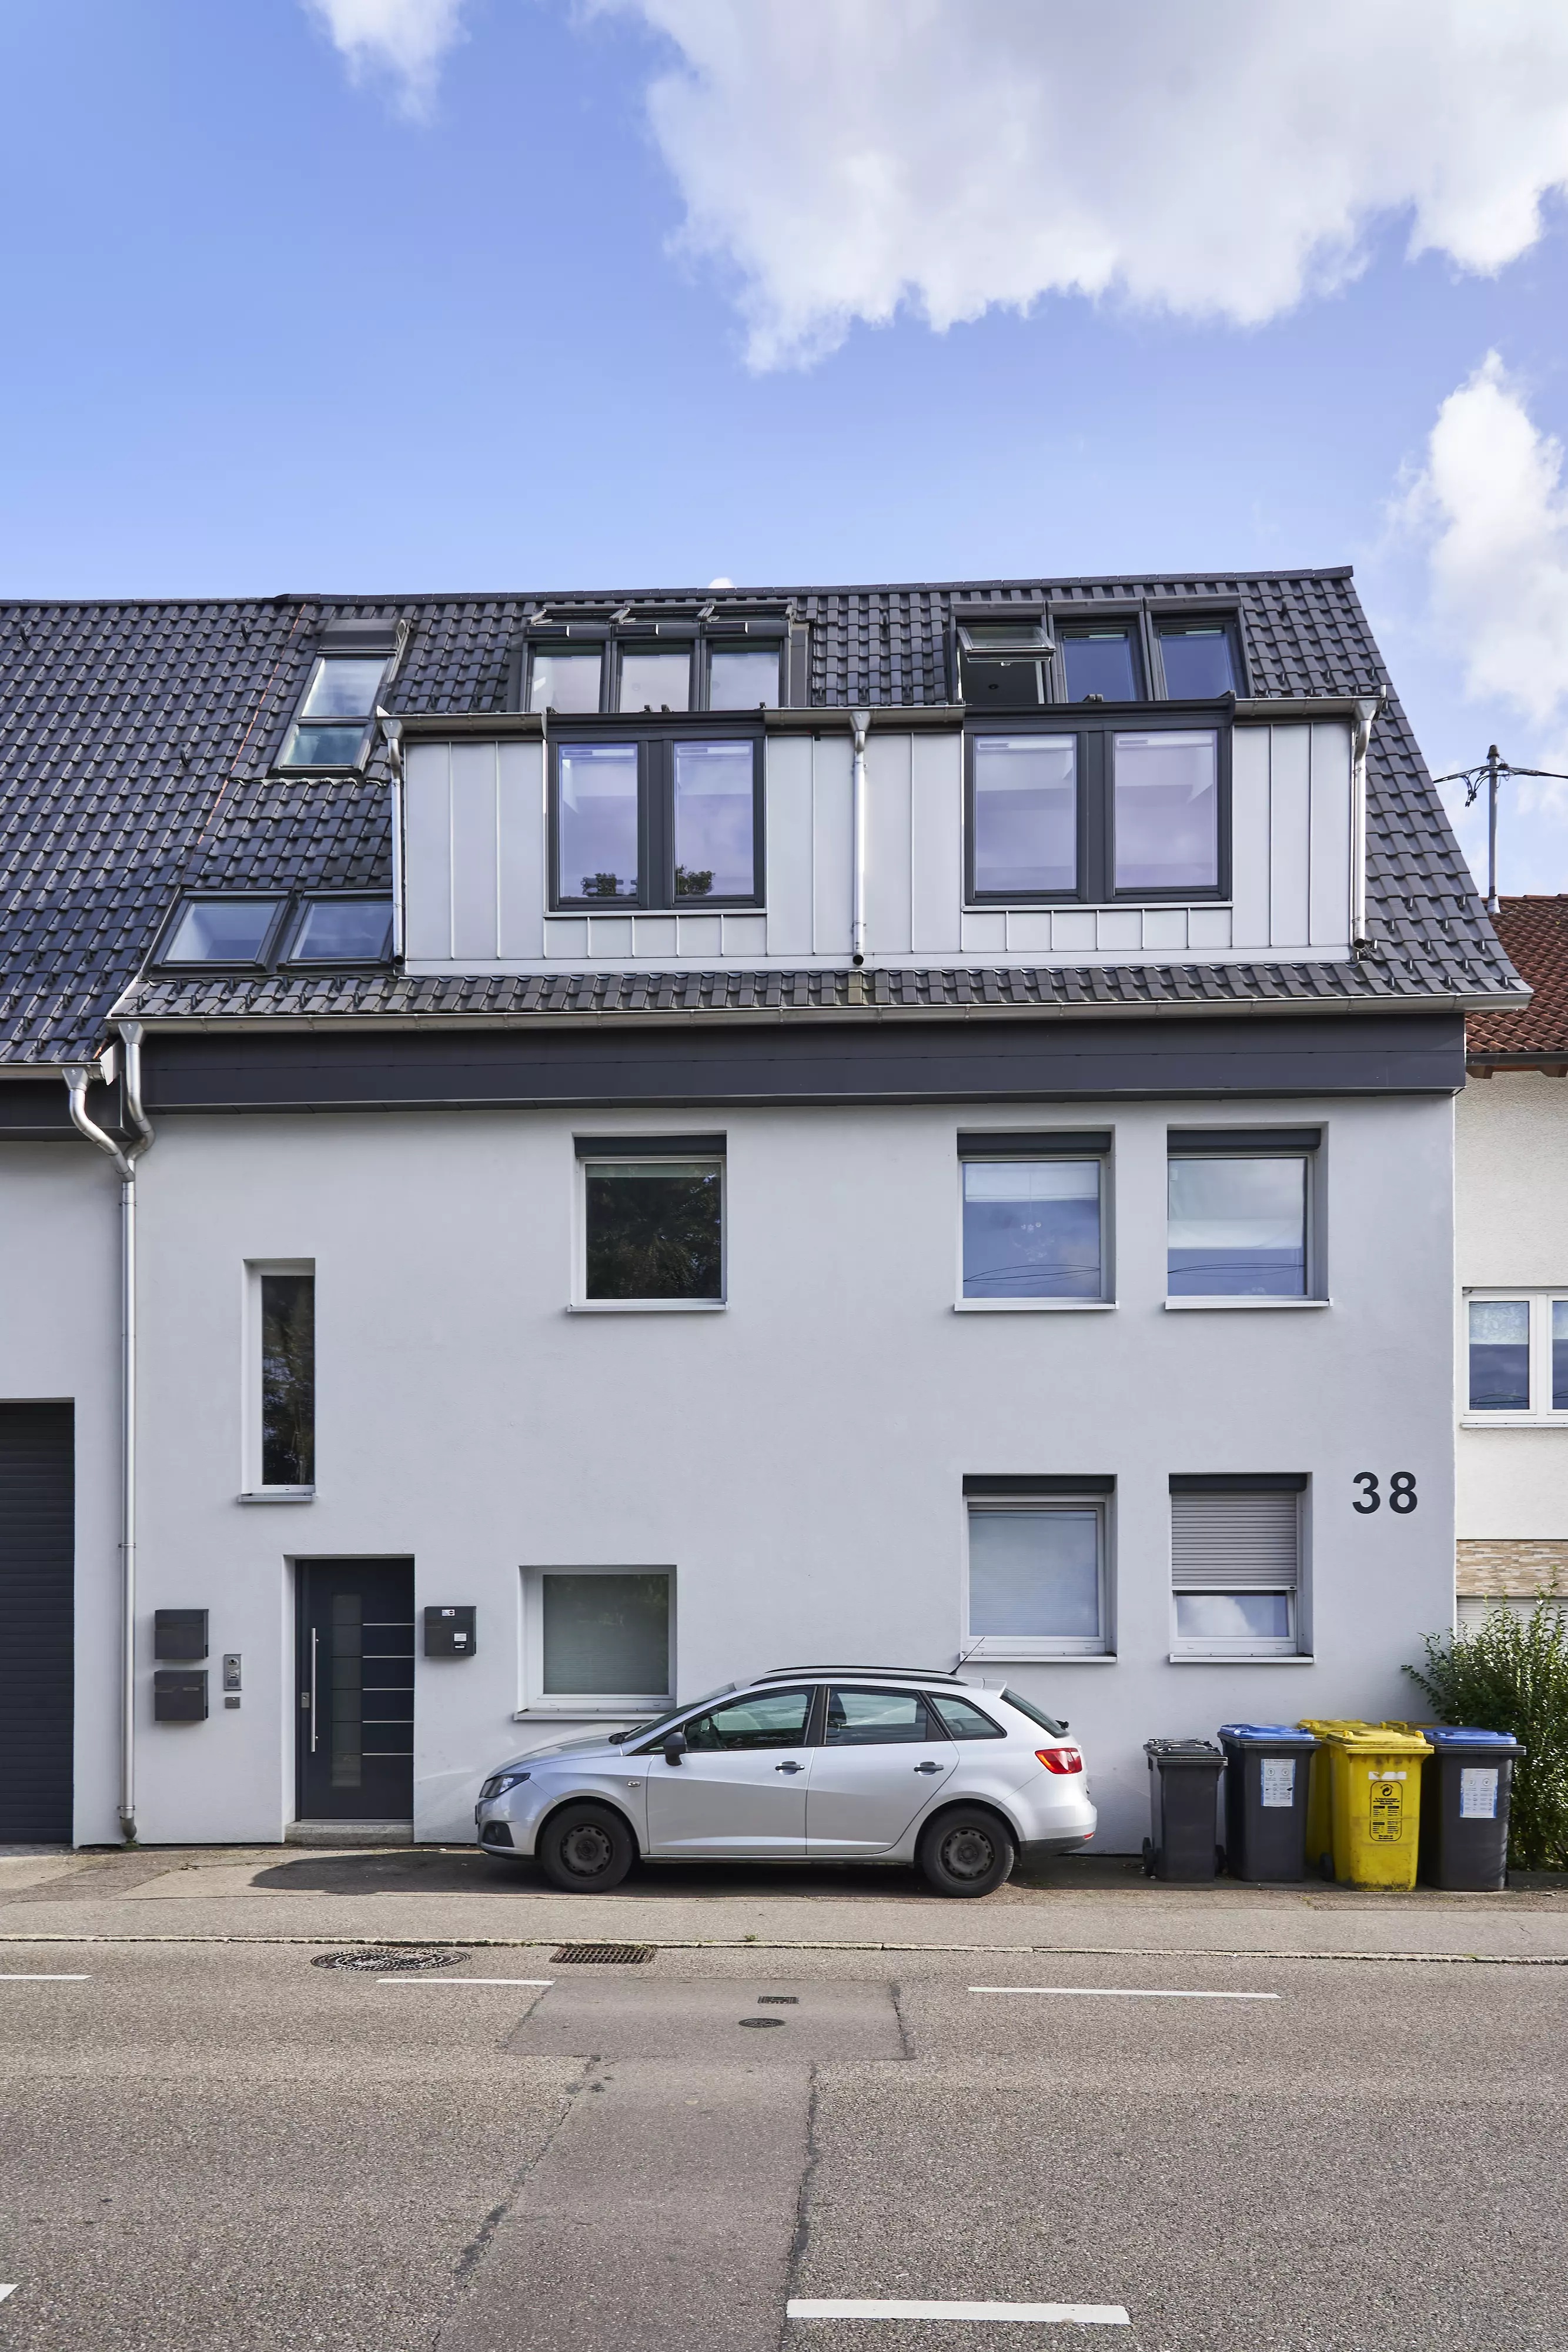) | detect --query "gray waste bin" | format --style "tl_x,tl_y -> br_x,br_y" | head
1416,1727 -> 1524,1891
1218,1723 -> 1318,1882
1143,1739 -> 1223,1881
